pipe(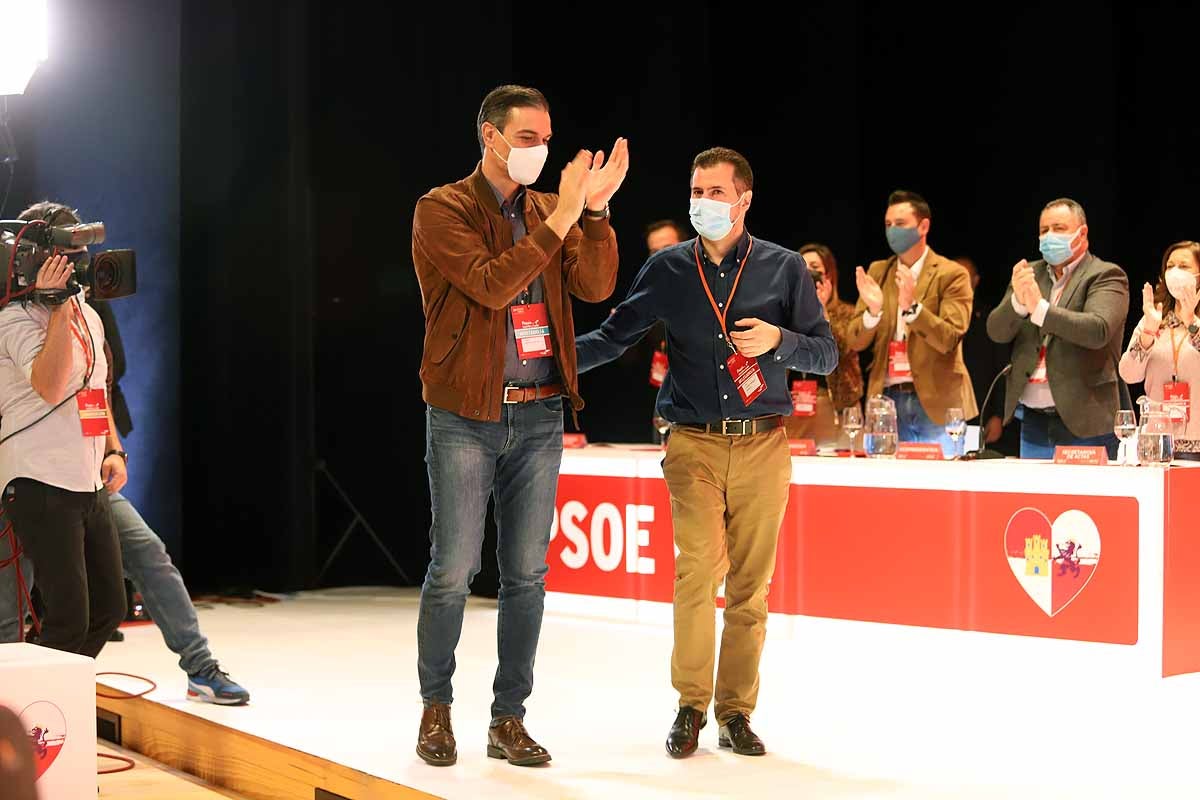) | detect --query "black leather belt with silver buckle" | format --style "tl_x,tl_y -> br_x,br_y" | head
675,416 -> 783,436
